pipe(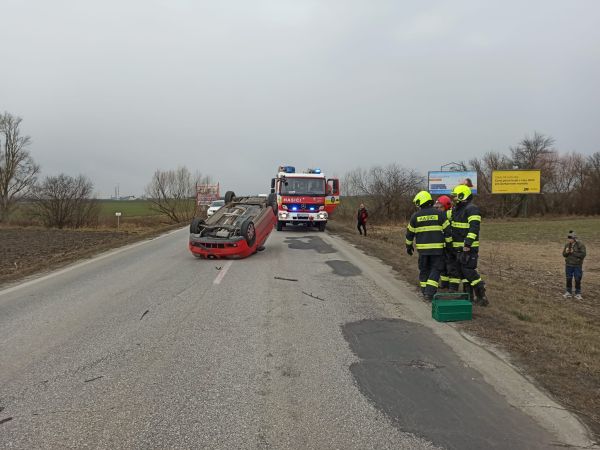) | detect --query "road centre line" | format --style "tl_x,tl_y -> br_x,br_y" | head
213,261 -> 233,285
